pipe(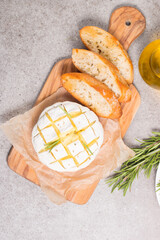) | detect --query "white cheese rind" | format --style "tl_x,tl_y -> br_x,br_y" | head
32,101 -> 104,172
